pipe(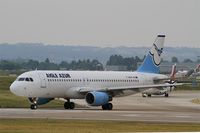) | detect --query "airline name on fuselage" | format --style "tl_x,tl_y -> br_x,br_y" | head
46,73 -> 71,78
